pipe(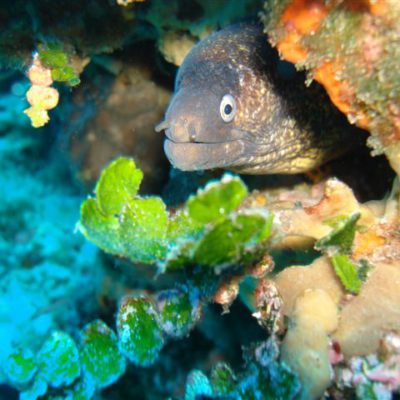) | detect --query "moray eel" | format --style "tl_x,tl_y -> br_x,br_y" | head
156,22 -> 362,174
